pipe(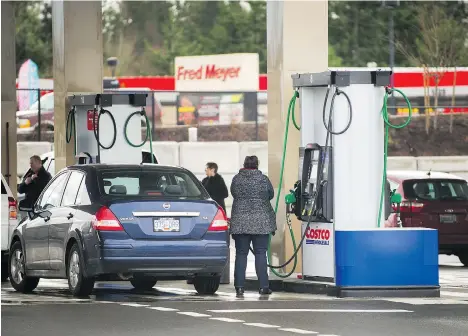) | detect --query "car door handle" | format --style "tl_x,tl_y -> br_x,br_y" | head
67,213 -> 74,220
